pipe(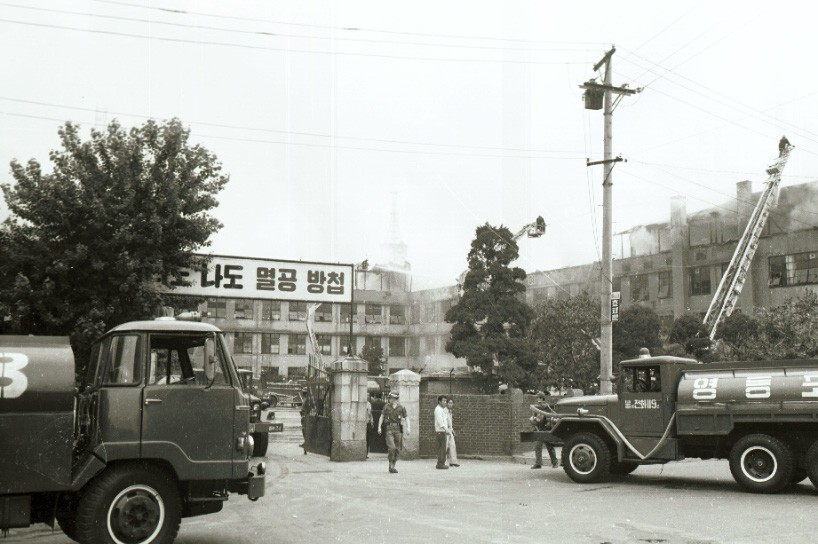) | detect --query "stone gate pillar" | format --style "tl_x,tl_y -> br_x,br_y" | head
389,369 -> 421,460
329,355 -> 369,461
